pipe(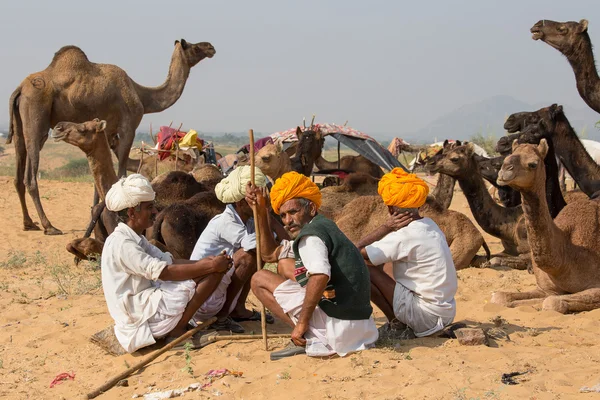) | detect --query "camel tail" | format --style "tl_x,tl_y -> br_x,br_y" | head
481,238 -> 491,261
7,86 -> 21,145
